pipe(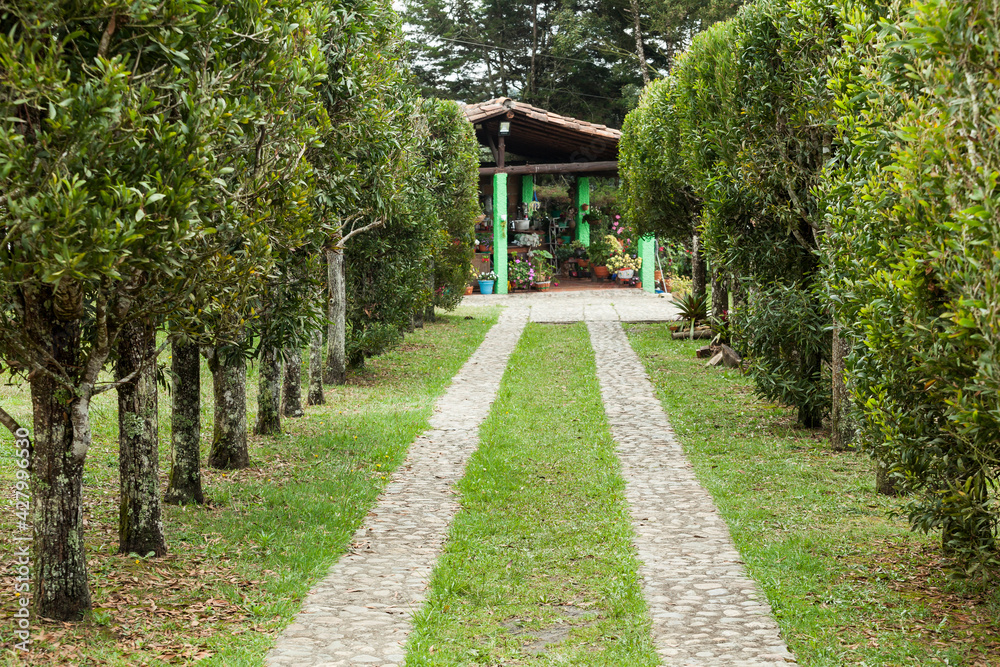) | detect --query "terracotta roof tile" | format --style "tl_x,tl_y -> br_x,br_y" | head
461,97 -> 621,141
